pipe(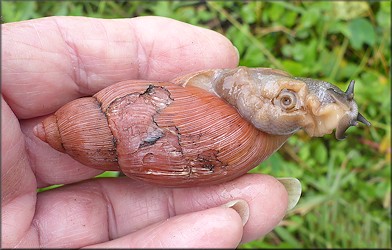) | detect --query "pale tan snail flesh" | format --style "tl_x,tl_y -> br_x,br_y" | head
34,67 -> 370,187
